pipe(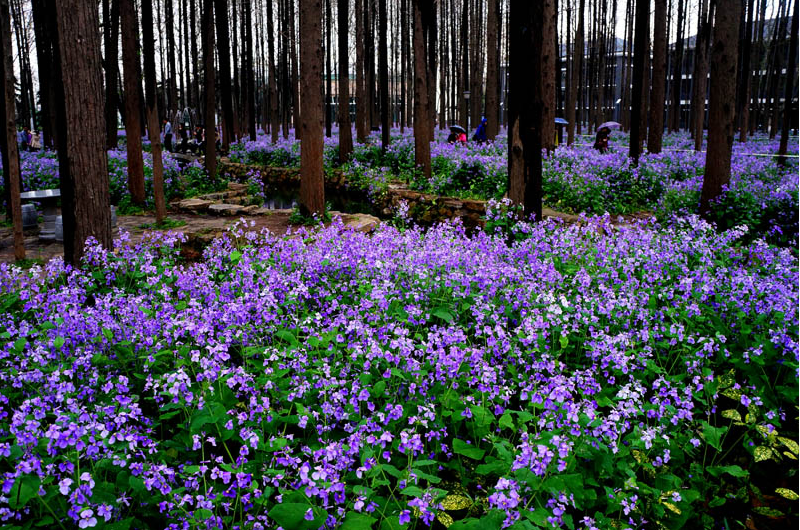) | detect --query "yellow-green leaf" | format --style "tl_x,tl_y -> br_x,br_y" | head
752,506 -> 784,517
775,488 -> 799,500
721,409 -> 742,422
783,451 -> 797,460
778,437 -> 799,455
661,501 -> 682,515
721,388 -> 742,401
717,370 -> 735,389
754,446 -> 775,462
